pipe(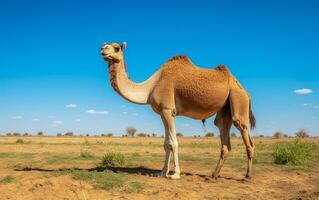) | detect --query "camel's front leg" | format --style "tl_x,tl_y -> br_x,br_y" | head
161,109 -> 181,179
